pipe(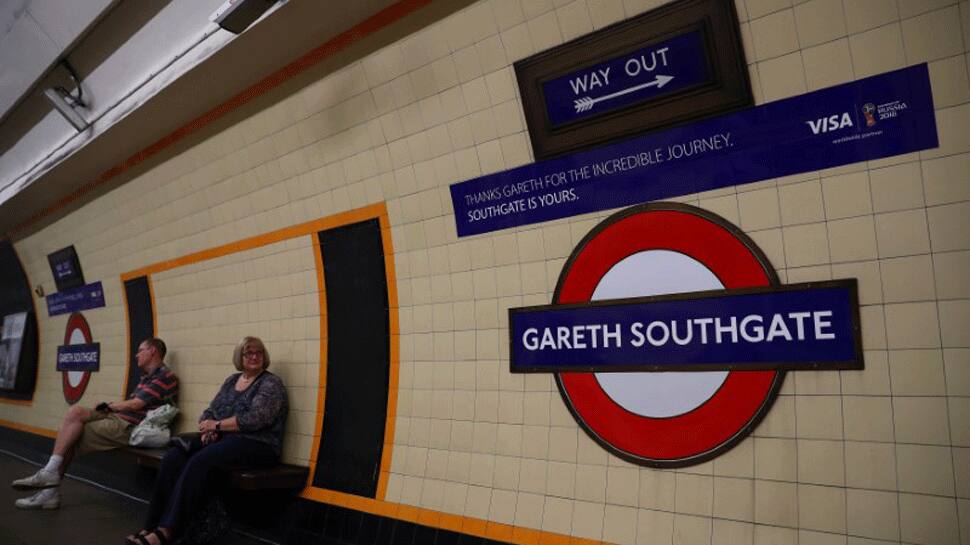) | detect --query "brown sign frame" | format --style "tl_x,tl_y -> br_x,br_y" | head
514,0 -> 752,160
